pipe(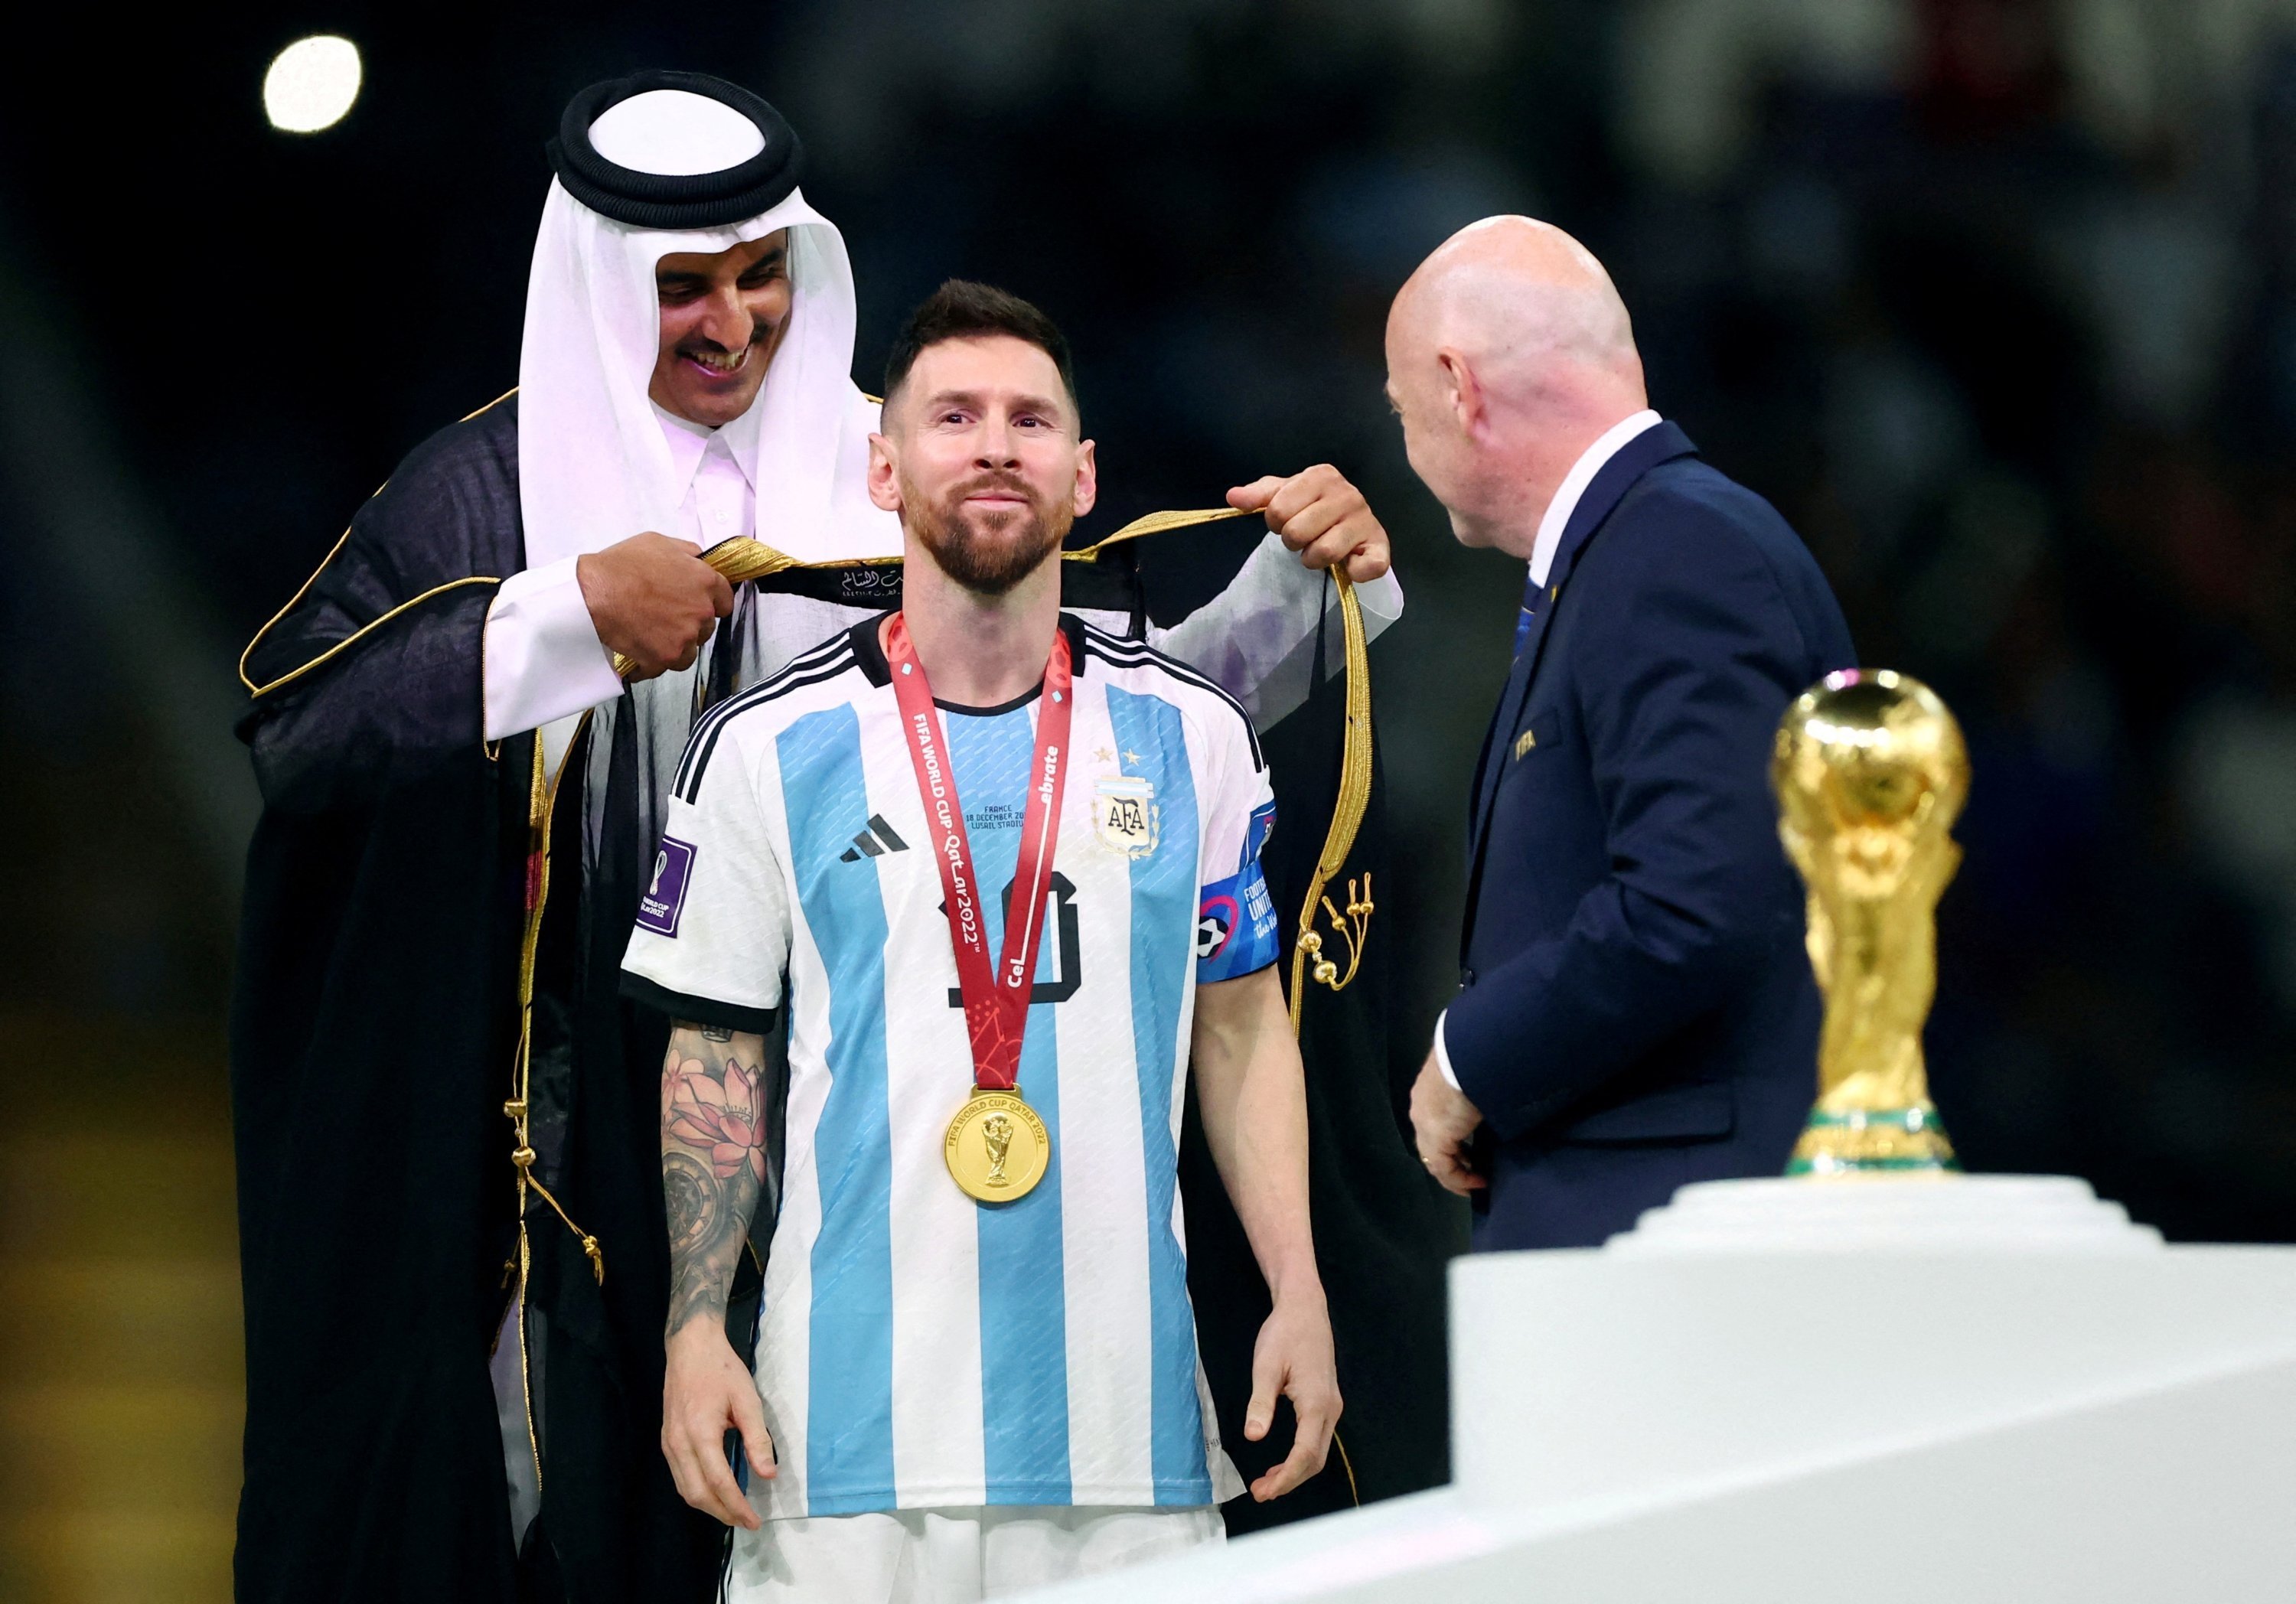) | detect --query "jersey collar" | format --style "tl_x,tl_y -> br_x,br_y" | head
848,609 -> 1091,713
